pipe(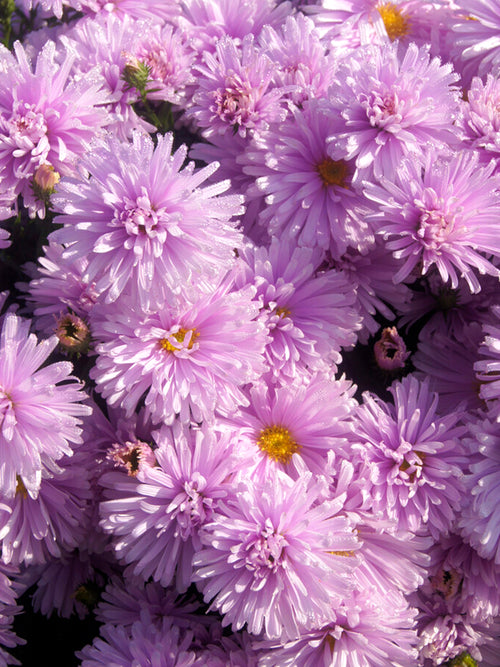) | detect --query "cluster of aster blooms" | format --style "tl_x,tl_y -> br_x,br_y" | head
1,0 -> 500,665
